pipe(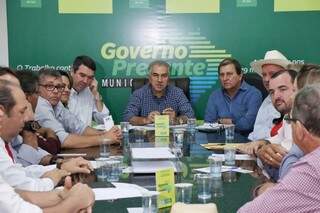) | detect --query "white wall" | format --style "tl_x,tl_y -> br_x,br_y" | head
0,0 -> 9,66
